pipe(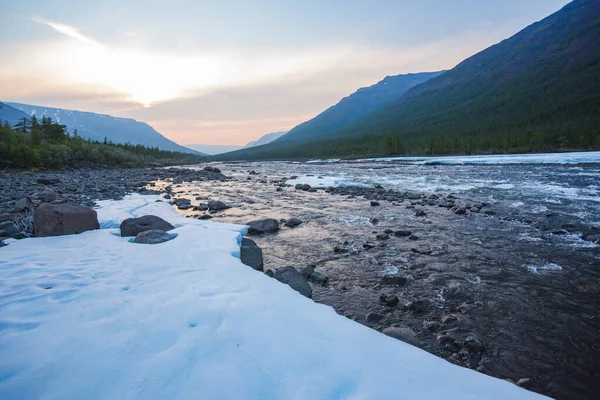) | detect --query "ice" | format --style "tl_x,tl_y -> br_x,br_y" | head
0,195 -> 545,399
362,151 -> 600,165
286,175 -> 371,188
